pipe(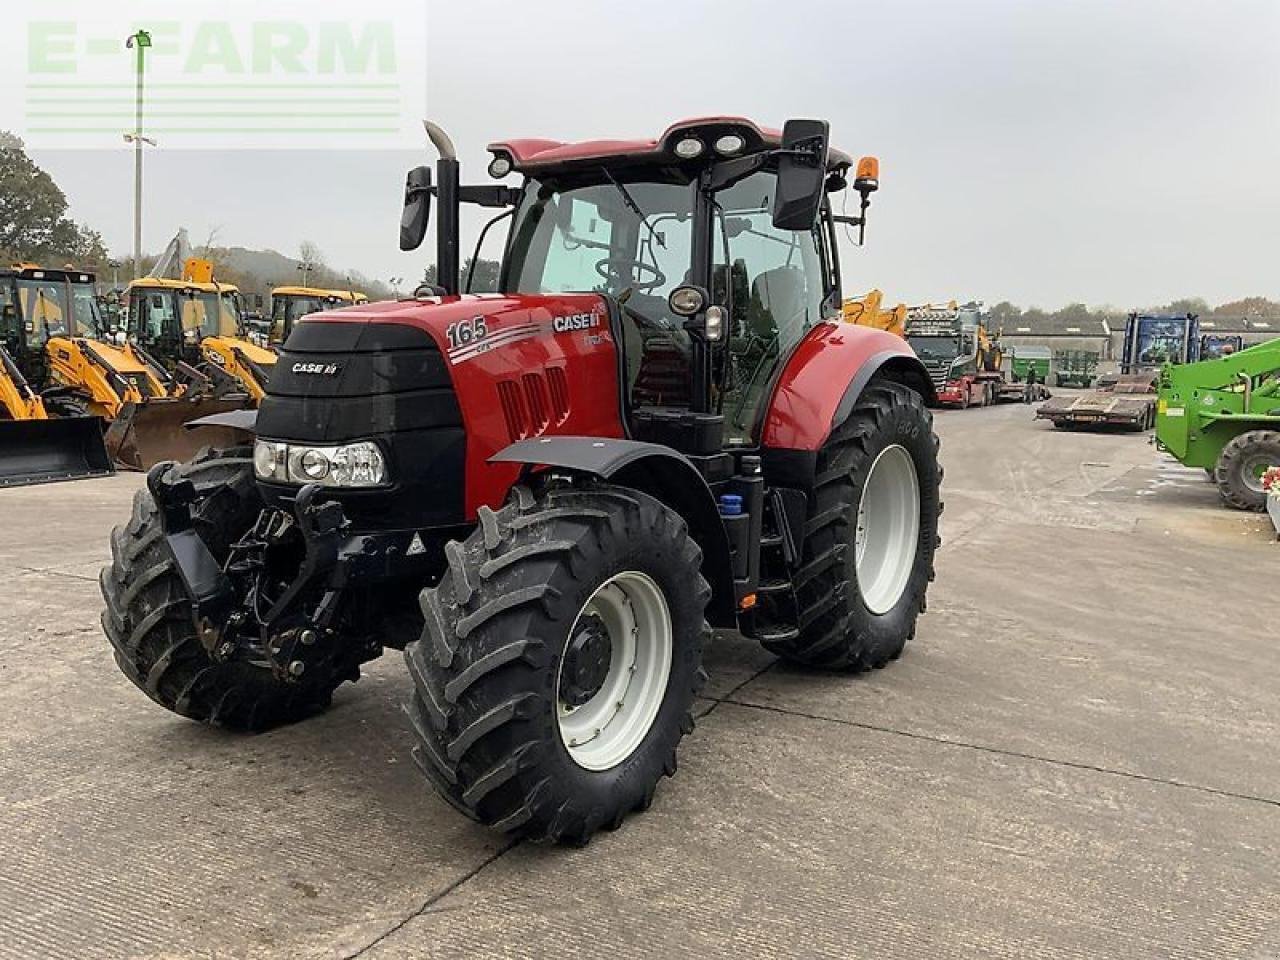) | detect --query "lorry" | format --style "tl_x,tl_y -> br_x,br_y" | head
1155,337 -> 1280,510
1037,313 -> 1198,430
905,302 -> 1046,406
97,115 -> 942,844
